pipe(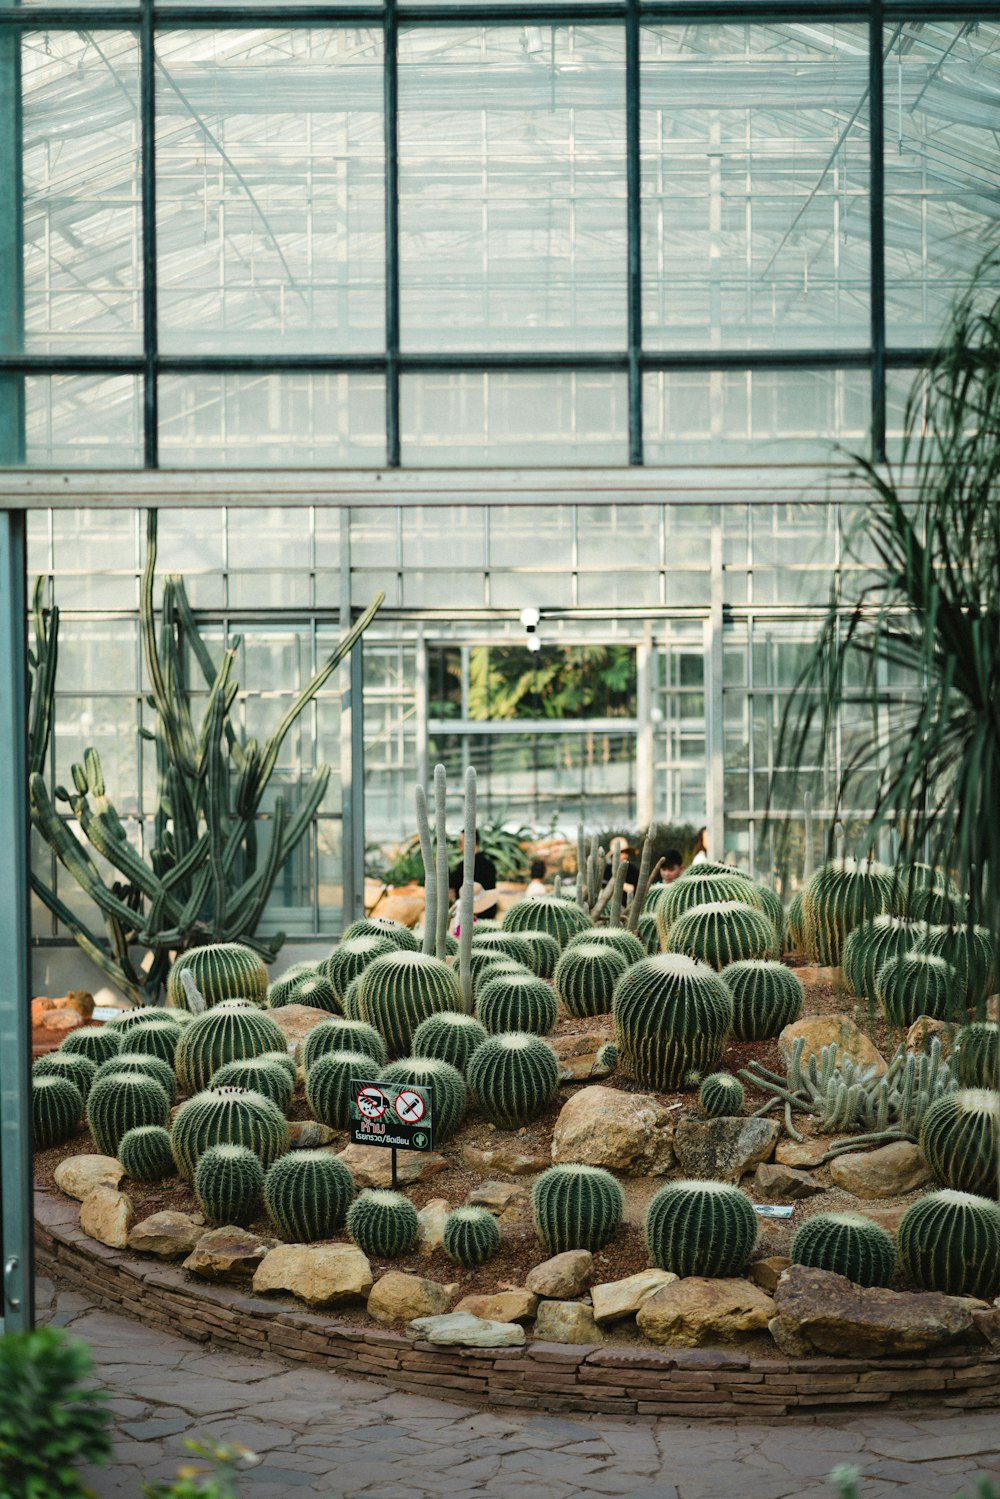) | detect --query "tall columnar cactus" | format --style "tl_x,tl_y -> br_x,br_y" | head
467,1033 -> 560,1129
343,917 -> 420,953
119,1124 -> 175,1181
501,896 -> 593,949
95,1051 -> 177,1106
32,1052 -> 97,1102
302,1019 -> 387,1074
663,901 -> 780,971
379,1057 -> 467,1142
171,1086 -> 290,1180
354,951 -> 462,1057
470,931 -> 537,969
653,873 -> 765,936
168,944 -> 268,1012
913,924 -> 996,1014
955,1023 -> 999,1089
645,1181 -> 758,1278
786,888 -> 806,952
211,1056 -> 295,1113
263,1151 -> 357,1242
720,960 -> 804,1041
268,971 -> 341,1014
554,943 -> 628,1019
347,1189 -> 419,1259
699,1073 -> 745,1118
318,936 -> 396,1004
875,952 -> 960,1027
899,1189 -> 1000,1300
306,1049 -> 384,1130
266,961 -> 320,1008
918,1089 -> 1000,1197
175,1000 -> 288,1095
841,917 -> 921,1003
800,859 -> 897,966
790,1212 -> 897,1288
109,1015 -> 182,1067
59,1026 -> 121,1067
442,1207 -> 502,1268
194,1144 -> 265,1226
568,927 -> 645,968
415,781 -> 437,958
510,931 -> 561,981
475,972 -> 558,1037
532,1164 -> 624,1254
412,1012 -> 488,1075
32,1075 -> 83,1148
612,954 -> 734,1091
86,1071 -> 171,1157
